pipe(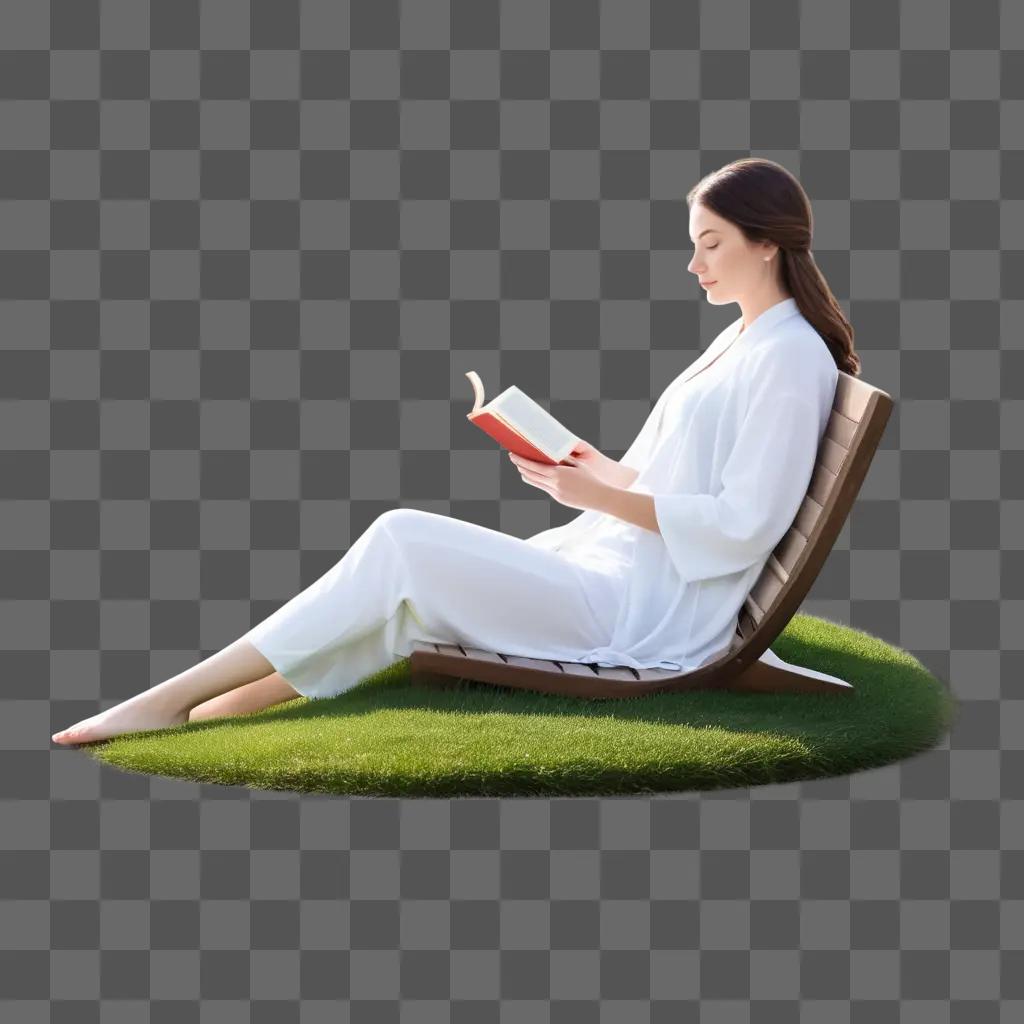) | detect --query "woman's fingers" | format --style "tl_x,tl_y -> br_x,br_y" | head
516,467 -> 548,492
510,452 -> 554,493
510,453 -> 550,473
